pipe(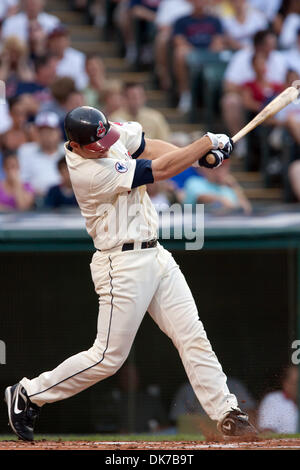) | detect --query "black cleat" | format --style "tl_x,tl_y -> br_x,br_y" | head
4,383 -> 40,441
217,408 -> 258,439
